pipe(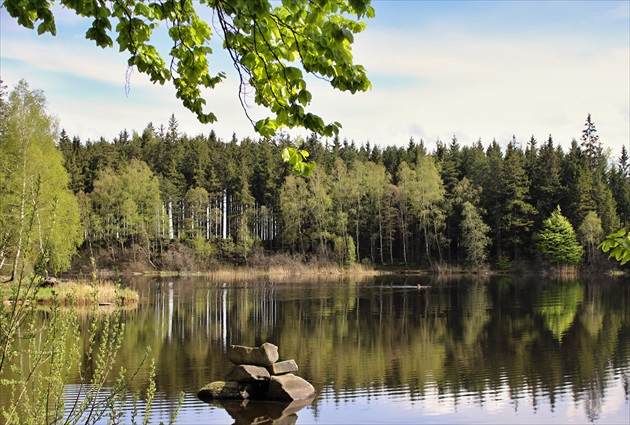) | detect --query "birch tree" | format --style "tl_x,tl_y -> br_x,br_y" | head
0,80 -> 82,278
